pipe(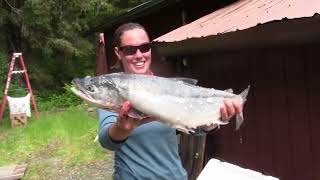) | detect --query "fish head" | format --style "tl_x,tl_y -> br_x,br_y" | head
71,76 -> 122,110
